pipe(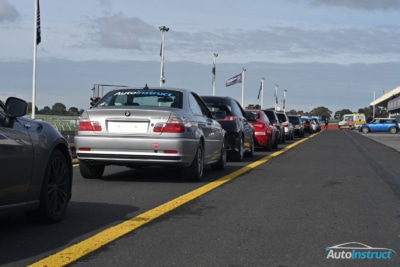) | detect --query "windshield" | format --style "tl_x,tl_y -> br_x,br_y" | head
96,89 -> 183,108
